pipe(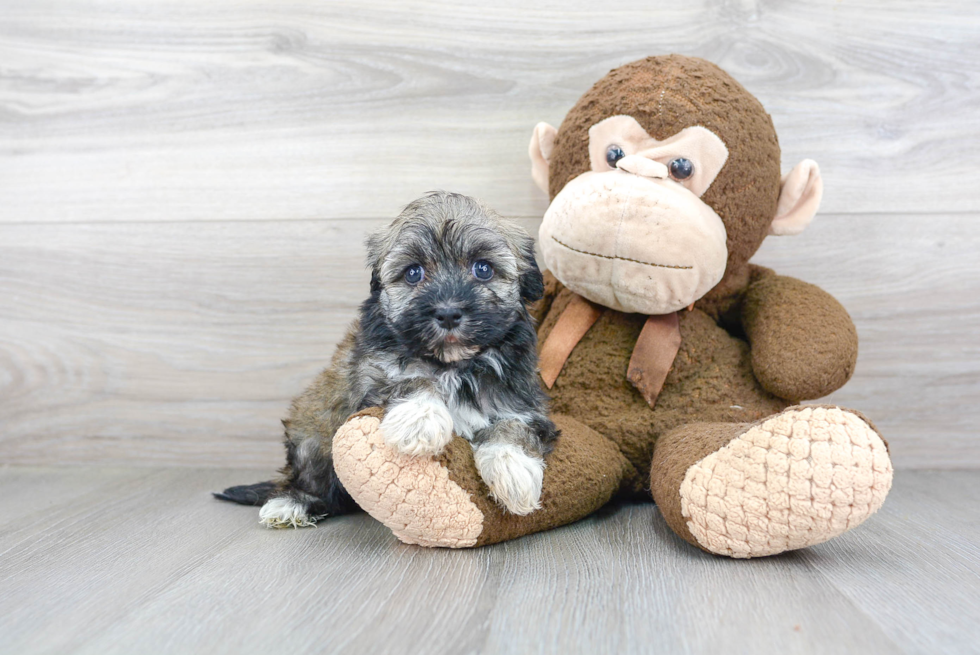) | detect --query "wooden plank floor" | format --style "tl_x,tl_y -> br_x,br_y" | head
0,466 -> 976,655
